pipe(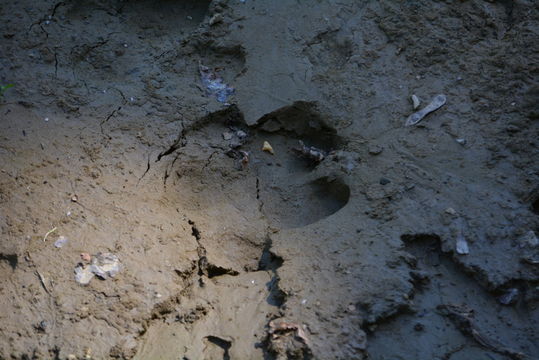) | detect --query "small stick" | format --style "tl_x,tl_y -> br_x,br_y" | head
35,271 -> 51,294
43,227 -> 57,242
